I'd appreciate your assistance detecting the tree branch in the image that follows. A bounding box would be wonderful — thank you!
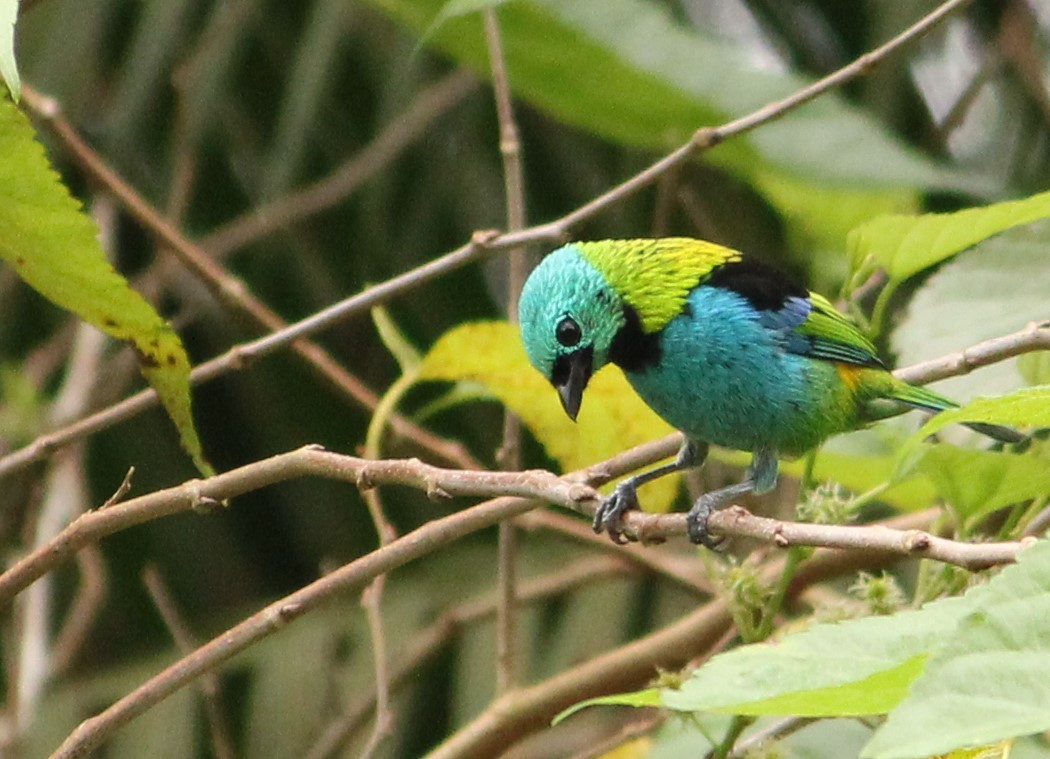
[0,446,599,609]
[894,320,1050,385]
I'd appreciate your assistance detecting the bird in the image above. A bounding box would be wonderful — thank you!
[517,237,1024,546]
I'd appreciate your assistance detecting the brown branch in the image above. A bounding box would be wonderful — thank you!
[357,576,393,759]
[21,470,1021,758]
[44,450,619,759]
[0,446,599,609]
[49,545,106,676]
[0,0,972,483]
[617,505,1029,572]
[893,320,1050,385]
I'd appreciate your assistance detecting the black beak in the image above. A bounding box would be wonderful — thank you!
[553,348,593,422]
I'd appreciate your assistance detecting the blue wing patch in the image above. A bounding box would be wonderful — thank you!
[760,294,884,368]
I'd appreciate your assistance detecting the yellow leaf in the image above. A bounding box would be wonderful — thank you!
[933,739,1012,759]
[419,321,680,512]
[597,737,651,759]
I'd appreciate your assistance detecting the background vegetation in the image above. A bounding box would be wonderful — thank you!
[3,0,1050,757]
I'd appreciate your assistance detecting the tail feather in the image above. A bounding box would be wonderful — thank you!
[888,381,1026,444]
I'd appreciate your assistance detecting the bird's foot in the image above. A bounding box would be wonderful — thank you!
[593,480,641,544]
[686,491,733,549]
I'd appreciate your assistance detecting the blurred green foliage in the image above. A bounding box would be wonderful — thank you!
[3,0,1050,756]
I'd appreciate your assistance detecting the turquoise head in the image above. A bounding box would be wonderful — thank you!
[518,244,625,420]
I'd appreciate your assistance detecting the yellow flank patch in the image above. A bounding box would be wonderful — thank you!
[578,238,740,333]
[835,362,865,391]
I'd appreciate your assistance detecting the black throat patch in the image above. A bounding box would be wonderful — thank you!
[609,303,662,373]
[704,258,807,312]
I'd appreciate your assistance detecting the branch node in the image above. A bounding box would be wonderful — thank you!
[357,469,375,491]
[903,530,932,553]
[426,481,452,500]
[773,527,790,548]
[567,484,598,503]
[471,228,502,248]
[691,127,721,150]
[275,602,301,625]
[186,481,222,514]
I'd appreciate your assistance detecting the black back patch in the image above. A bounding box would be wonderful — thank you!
[704,258,807,312]
[609,304,662,372]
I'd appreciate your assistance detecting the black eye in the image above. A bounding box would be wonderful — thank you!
[555,316,582,348]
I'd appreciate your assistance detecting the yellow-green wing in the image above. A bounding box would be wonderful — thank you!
[795,293,884,367]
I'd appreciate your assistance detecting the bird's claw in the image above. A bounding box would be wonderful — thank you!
[593,481,640,544]
[686,493,726,549]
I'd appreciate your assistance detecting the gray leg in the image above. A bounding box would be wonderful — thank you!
[686,448,779,547]
[593,439,708,544]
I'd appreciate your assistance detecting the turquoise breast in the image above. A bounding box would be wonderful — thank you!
[623,285,854,455]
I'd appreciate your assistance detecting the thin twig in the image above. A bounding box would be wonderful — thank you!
[200,70,479,257]
[484,5,529,696]
[894,320,1050,385]
[49,545,106,676]
[356,490,396,757]
[0,0,973,483]
[566,714,665,759]
[728,716,814,758]
[357,576,393,759]
[101,468,136,508]
[142,565,237,759]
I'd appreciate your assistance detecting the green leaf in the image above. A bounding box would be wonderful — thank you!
[914,446,1050,526]
[0,0,17,100]
[661,602,967,717]
[848,189,1050,283]
[0,95,213,476]
[862,541,1050,757]
[369,0,973,192]
[419,321,680,511]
